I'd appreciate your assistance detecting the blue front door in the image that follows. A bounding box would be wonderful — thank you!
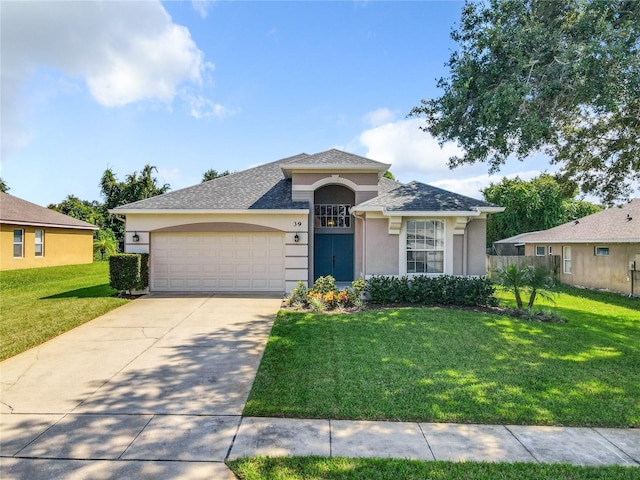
[314,234,354,281]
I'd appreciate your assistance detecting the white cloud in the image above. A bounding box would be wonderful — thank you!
[1,0,214,159]
[357,117,550,199]
[363,107,395,127]
[358,117,464,178]
[182,91,238,119]
[191,0,215,19]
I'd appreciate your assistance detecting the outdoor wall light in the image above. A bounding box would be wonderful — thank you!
[294,233,300,243]
[132,232,140,242]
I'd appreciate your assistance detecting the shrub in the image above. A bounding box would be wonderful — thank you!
[286,281,309,306]
[367,275,497,307]
[109,254,141,293]
[311,275,338,295]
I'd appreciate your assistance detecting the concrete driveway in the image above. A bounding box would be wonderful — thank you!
[1,293,282,479]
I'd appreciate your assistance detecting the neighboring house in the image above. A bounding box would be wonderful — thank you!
[494,199,640,296]
[111,149,503,293]
[0,192,98,271]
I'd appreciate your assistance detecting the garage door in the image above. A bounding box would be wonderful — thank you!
[151,232,285,292]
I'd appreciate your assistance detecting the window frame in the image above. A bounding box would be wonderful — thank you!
[594,246,610,257]
[13,228,24,258]
[35,229,44,257]
[314,204,352,228]
[405,219,445,275]
[563,246,572,274]
[535,245,545,256]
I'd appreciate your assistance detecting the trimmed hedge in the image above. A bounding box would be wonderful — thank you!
[367,275,497,307]
[109,253,149,293]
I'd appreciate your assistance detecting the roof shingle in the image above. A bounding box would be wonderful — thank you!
[0,193,98,230]
[496,199,640,244]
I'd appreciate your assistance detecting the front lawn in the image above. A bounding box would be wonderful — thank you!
[244,287,639,427]
[0,262,128,360]
[227,457,638,480]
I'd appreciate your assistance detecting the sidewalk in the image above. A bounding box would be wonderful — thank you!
[228,416,639,466]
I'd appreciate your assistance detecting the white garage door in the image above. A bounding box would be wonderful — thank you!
[151,232,285,292]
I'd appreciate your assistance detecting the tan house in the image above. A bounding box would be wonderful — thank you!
[494,199,640,296]
[112,149,503,293]
[0,192,98,271]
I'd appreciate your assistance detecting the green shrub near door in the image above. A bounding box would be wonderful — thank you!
[109,254,149,293]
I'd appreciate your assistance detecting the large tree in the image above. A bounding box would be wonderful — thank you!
[100,165,170,246]
[48,195,104,227]
[483,174,601,245]
[411,0,640,204]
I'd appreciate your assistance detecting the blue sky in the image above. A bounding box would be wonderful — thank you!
[1,0,547,207]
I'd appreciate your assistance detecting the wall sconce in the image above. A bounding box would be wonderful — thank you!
[132,232,140,242]
[294,233,300,243]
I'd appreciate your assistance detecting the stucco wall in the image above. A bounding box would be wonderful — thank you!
[525,242,639,295]
[292,172,379,186]
[466,218,488,275]
[364,217,399,275]
[1,224,94,271]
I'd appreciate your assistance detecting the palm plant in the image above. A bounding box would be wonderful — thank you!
[493,264,527,309]
[494,263,557,310]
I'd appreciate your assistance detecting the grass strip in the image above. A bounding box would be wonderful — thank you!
[227,456,639,480]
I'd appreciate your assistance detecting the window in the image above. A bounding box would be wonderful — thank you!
[314,204,351,228]
[595,246,610,256]
[13,229,24,258]
[406,220,444,274]
[535,245,545,256]
[35,229,44,257]
[563,246,572,274]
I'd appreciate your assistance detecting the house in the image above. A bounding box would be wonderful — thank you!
[0,192,98,271]
[493,199,640,296]
[111,149,503,293]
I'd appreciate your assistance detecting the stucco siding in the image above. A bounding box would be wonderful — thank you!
[525,242,639,295]
[453,235,463,275]
[364,217,399,275]
[466,218,488,275]
[292,172,379,186]
[1,224,94,270]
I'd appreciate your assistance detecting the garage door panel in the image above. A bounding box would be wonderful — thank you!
[151,232,285,292]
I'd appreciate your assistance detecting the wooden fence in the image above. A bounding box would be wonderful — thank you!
[486,255,561,278]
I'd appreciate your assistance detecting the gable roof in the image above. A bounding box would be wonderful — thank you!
[495,198,640,244]
[352,181,502,215]
[0,192,98,230]
[111,149,502,215]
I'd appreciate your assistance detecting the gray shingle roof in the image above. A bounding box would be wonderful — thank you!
[353,181,499,212]
[112,150,497,214]
[288,148,390,167]
[0,192,98,230]
[113,154,311,210]
[496,198,640,243]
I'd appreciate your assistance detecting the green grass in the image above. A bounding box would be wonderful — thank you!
[227,457,638,480]
[244,287,640,427]
[0,262,128,360]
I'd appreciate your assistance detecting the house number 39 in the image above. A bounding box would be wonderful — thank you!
[293,221,302,226]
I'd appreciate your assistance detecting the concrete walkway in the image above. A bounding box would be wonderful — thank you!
[1,294,638,479]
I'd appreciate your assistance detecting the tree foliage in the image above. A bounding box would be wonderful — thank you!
[483,174,600,245]
[100,165,170,246]
[48,195,104,226]
[411,0,640,204]
[0,178,9,192]
[202,169,231,182]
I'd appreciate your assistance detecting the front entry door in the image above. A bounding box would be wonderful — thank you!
[314,234,354,281]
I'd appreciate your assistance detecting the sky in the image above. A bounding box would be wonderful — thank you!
[1,0,550,208]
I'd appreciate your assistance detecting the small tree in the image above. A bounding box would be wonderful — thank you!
[93,229,118,260]
[494,264,556,310]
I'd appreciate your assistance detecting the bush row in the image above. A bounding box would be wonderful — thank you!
[109,253,149,293]
[367,275,497,307]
